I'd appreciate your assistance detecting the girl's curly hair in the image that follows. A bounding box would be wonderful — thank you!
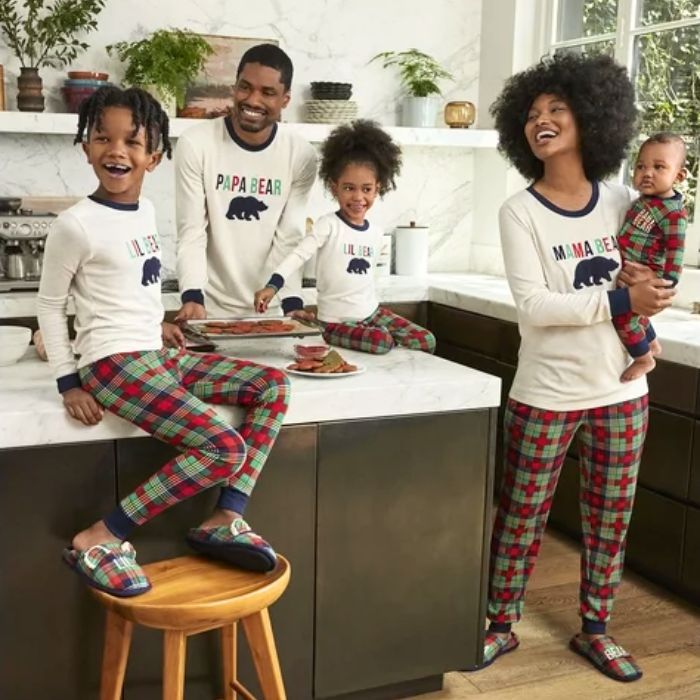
[490,52,637,182]
[319,119,402,195]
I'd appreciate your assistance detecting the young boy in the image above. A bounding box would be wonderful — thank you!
[615,132,688,382]
[37,86,290,597]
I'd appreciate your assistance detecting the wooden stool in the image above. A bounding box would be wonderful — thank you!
[91,554,291,700]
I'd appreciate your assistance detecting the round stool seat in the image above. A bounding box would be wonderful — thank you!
[91,554,290,632]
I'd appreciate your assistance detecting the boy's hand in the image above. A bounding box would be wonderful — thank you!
[254,287,276,313]
[175,301,206,322]
[162,321,186,349]
[62,388,104,426]
[289,308,317,322]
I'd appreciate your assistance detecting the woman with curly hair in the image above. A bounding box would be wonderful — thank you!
[469,52,675,681]
[255,119,435,354]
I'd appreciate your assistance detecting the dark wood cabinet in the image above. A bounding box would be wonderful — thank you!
[0,442,116,700]
[314,411,495,698]
[690,421,700,508]
[681,506,700,597]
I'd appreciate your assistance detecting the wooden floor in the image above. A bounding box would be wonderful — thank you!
[417,530,700,699]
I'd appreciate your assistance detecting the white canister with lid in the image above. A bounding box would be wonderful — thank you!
[394,221,429,276]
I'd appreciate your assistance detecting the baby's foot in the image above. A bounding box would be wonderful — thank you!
[650,338,663,356]
[621,353,655,382]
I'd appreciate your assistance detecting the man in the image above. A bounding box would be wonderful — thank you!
[175,43,317,319]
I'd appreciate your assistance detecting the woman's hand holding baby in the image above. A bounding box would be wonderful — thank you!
[63,388,104,425]
[628,276,675,316]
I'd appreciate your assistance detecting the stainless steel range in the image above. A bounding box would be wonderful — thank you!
[0,208,56,292]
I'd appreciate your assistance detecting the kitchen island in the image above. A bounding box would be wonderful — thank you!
[0,338,500,700]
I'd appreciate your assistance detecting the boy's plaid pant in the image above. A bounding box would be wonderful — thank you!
[79,348,290,533]
[320,306,436,355]
[488,395,648,627]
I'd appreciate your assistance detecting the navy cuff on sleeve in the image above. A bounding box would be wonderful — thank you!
[281,296,304,314]
[608,288,631,316]
[57,373,81,394]
[267,273,285,292]
[181,289,205,305]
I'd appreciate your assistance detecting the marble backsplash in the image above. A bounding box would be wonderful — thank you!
[0,0,481,278]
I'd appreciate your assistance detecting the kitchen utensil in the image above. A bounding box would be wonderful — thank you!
[186,317,322,340]
[394,222,429,276]
[285,363,366,378]
[0,197,22,213]
[5,240,25,279]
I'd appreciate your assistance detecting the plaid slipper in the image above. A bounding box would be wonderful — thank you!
[186,517,277,573]
[570,633,643,682]
[463,631,520,671]
[62,541,151,598]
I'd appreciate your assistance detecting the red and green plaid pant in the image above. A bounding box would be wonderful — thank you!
[320,306,436,355]
[79,348,290,531]
[488,395,648,627]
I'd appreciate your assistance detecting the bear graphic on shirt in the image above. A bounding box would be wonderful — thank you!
[573,256,619,289]
[141,257,161,286]
[347,258,371,274]
[226,196,269,221]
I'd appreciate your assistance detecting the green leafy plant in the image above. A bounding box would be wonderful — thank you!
[370,48,453,97]
[107,29,214,109]
[0,0,105,68]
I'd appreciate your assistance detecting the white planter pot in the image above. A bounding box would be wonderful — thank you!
[401,96,441,128]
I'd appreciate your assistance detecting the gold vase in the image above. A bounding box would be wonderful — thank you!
[444,101,475,128]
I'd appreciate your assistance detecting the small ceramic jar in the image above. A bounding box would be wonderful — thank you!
[444,101,476,128]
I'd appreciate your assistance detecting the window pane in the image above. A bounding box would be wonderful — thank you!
[557,0,618,40]
[554,40,616,57]
[638,0,700,26]
[635,25,700,218]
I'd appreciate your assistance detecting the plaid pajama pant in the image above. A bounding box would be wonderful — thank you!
[79,348,290,533]
[320,306,436,355]
[488,395,648,627]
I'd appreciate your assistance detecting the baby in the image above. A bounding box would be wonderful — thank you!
[614,132,688,381]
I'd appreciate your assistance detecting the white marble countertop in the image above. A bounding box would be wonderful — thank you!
[0,337,501,450]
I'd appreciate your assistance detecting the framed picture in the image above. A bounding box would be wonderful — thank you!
[179,35,279,119]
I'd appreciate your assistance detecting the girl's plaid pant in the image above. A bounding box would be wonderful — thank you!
[79,348,290,535]
[488,395,648,628]
[320,306,436,355]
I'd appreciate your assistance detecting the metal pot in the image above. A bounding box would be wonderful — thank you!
[0,197,21,213]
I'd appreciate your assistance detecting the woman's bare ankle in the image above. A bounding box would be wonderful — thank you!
[72,520,119,551]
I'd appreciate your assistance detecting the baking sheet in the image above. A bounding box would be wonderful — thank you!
[185,317,322,340]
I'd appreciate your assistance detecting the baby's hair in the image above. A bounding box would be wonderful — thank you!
[74,86,172,159]
[319,119,402,195]
[640,132,687,165]
[490,52,637,182]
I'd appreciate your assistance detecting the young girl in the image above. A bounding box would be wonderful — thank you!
[470,53,674,681]
[254,119,435,355]
[37,86,290,597]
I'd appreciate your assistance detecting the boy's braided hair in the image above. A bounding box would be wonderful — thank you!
[74,85,172,159]
[320,119,402,195]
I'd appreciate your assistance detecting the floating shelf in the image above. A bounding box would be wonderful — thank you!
[0,111,498,148]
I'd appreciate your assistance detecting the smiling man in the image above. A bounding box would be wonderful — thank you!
[175,44,317,319]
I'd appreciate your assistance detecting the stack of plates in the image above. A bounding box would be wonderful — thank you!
[310,81,352,100]
[304,99,358,124]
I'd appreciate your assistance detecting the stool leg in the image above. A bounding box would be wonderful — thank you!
[100,609,133,700]
[163,630,187,700]
[241,609,286,700]
[221,623,237,700]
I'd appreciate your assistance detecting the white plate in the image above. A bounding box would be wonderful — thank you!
[285,363,366,378]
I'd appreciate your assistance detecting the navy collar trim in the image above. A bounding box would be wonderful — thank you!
[224,116,278,151]
[335,211,369,231]
[641,190,683,201]
[526,180,599,218]
[88,194,139,211]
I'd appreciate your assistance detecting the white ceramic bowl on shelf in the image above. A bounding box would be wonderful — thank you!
[0,326,32,366]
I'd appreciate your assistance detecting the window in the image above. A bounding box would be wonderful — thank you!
[543,1,700,223]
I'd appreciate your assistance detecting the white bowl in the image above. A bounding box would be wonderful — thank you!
[0,326,32,366]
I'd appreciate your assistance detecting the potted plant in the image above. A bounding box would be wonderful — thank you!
[0,0,106,111]
[370,48,453,127]
[107,29,213,116]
